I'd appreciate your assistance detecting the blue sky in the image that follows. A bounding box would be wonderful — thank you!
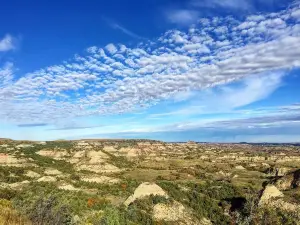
[1,0,300,142]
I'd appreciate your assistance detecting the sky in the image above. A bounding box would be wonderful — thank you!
[1,0,300,142]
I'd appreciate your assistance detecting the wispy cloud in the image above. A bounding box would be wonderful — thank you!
[18,123,48,127]
[200,71,285,110]
[148,71,285,118]
[48,125,104,130]
[0,34,15,52]
[165,9,200,25]
[97,103,300,137]
[104,17,144,39]
[190,0,253,11]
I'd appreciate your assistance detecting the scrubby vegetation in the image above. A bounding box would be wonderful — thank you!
[0,140,300,224]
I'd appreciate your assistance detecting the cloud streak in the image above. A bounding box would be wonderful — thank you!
[104,17,144,39]
[18,123,48,127]
[48,125,104,130]
[190,0,253,11]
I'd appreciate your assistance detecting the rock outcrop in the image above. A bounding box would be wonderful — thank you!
[153,201,185,221]
[273,169,300,190]
[81,175,120,184]
[37,176,57,182]
[153,201,203,225]
[267,167,290,177]
[25,170,41,178]
[259,185,284,206]
[124,182,168,206]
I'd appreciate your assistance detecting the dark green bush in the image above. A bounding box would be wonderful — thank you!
[158,181,231,224]
[29,196,72,225]
[0,188,17,200]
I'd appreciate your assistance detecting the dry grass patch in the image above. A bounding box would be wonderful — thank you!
[0,199,31,225]
[123,168,176,181]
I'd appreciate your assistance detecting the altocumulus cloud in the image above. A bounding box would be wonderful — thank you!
[1,2,300,125]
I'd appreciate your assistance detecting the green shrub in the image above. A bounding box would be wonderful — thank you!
[234,193,300,225]
[0,188,17,200]
[12,182,109,218]
[158,181,231,224]
[0,166,26,183]
[28,196,72,225]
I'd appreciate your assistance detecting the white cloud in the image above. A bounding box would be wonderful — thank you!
[105,43,118,55]
[182,43,210,53]
[0,2,300,125]
[291,9,300,20]
[190,0,253,11]
[247,15,266,21]
[0,34,15,52]
[165,9,199,25]
[149,71,285,118]
[210,71,285,109]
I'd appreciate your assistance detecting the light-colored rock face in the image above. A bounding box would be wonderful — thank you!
[81,175,120,184]
[0,144,9,148]
[16,144,33,149]
[124,182,168,206]
[153,201,207,225]
[249,163,257,167]
[1,180,30,190]
[87,150,109,159]
[235,165,246,170]
[37,176,57,182]
[103,146,117,152]
[153,201,185,221]
[259,185,284,205]
[73,151,85,158]
[268,167,291,177]
[274,174,294,190]
[199,218,213,225]
[262,163,270,168]
[0,154,27,165]
[273,169,300,190]
[58,184,80,191]
[37,149,68,160]
[127,149,139,157]
[216,171,232,177]
[25,170,41,178]
[76,163,121,173]
[85,150,110,164]
[44,168,62,176]
[67,150,86,164]
[269,199,300,214]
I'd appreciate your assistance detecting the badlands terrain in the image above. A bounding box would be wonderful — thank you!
[0,139,300,224]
